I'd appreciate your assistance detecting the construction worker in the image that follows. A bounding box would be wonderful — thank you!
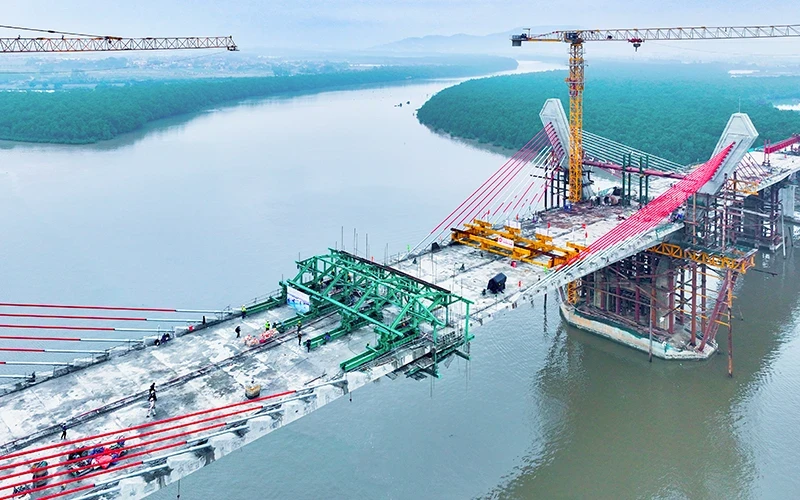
[147,395,156,418]
[60,423,67,440]
[265,320,271,332]
[241,305,247,318]
[297,320,302,333]
[235,325,241,338]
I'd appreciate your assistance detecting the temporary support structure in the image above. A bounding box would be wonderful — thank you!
[283,250,472,372]
[576,244,752,354]
[648,242,756,273]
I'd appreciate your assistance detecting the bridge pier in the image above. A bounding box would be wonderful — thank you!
[563,251,716,359]
[561,177,757,362]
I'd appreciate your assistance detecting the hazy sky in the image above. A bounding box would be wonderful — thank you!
[2,0,799,52]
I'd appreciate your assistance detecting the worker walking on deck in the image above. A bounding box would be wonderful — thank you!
[235,325,241,338]
[241,305,247,318]
[147,385,157,417]
[60,423,67,440]
[265,320,271,332]
[147,396,156,418]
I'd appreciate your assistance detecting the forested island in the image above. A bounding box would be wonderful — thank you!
[0,56,516,144]
[417,63,800,165]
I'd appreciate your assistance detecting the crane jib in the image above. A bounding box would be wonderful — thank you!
[511,24,800,44]
[0,36,237,53]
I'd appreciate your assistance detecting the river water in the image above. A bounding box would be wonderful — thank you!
[2,63,800,499]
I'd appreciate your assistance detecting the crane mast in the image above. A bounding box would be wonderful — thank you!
[512,23,800,204]
[566,40,584,204]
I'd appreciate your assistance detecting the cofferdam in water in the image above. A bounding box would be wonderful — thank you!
[1,69,799,498]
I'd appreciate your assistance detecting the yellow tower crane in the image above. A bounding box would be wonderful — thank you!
[512,24,800,203]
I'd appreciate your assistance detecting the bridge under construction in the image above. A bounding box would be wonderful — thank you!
[0,97,798,498]
[0,16,799,500]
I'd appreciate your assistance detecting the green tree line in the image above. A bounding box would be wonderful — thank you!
[417,63,800,165]
[0,56,517,144]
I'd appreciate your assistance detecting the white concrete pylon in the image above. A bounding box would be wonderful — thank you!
[698,113,759,195]
[539,98,570,170]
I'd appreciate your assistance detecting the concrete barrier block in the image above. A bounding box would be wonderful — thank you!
[248,416,274,435]
[241,416,275,445]
[209,432,241,459]
[118,477,148,498]
[315,385,338,405]
[166,452,204,479]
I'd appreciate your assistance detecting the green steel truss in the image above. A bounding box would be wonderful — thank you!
[283,250,472,372]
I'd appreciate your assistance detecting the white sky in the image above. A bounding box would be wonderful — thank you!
[2,0,799,57]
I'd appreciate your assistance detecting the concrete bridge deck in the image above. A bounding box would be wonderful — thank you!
[0,306,433,499]
[391,205,676,316]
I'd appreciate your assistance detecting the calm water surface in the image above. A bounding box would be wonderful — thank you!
[1,64,799,499]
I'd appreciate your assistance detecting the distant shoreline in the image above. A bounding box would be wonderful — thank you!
[0,57,517,146]
[417,62,800,166]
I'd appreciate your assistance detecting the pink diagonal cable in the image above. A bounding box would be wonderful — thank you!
[435,139,541,241]
[449,138,544,229]
[492,147,549,216]
[528,163,559,210]
[564,142,735,266]
[463,134,550,226]
[511,178,538,212]
[491,145,549,213]
[455,132,548,226]
[506,151,555,215]
[427,131,544,236]
[544,122,565,159]
[463,143,543,225]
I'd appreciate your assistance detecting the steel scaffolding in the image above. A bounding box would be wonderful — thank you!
[572,172,757,374]
[283,250,472,373]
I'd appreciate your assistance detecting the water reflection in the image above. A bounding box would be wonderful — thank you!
[489,245,800,499]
